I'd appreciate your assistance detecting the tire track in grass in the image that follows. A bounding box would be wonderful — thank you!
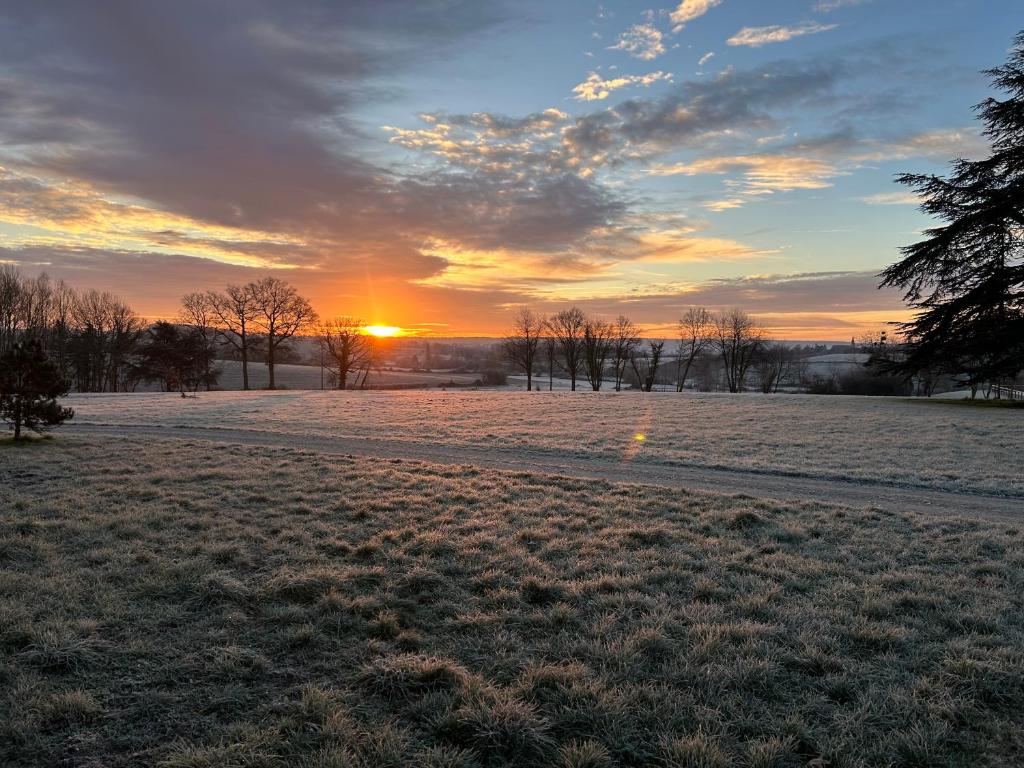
[64,423,1023,523]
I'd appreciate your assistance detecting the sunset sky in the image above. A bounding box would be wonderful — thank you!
[0,1,1015,338]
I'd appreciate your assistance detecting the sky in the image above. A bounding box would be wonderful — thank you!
[0,0,1016,338]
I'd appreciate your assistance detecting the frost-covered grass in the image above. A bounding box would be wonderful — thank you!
[2,437,1023,767]
[64,390,1024,495]
[133,360,484,392]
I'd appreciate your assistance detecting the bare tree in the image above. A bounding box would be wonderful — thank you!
[582,317,613,391]
[0,265,22,355]
[320,317,372,390]
[630,340,665,392]
[547,307,586,391]
[70,290,142,392]
[676,307,711,392]
[713,309,763,393]
[249,277,318,389]
[543,335,556,391]
[610,315,640,391]
[179,292,221,390]
[752,342,795,394]
[107,298,141,391]
[18,273,54,345]
[207,284,260,390]
[502,308,544,391]
[48,278,76,377]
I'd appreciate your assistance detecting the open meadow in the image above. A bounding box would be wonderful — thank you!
[2,435,1023,767]
[3,4,1024,768]
[64,390,1024,496]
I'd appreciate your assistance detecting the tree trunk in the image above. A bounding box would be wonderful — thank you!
[678,357,695,393]
[267,339,276,390]
[13,397,21,440]
[241,334,250,391]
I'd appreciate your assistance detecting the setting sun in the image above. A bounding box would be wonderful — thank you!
[364,325,402,337]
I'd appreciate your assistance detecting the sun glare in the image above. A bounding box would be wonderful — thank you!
[364,325,402,337]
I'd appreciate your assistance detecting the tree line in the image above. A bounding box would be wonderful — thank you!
[0,267,409,394]
[0,268,322,394]
[503,306,805,394]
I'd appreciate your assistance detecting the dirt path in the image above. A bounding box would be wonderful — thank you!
[65,423,1022,523]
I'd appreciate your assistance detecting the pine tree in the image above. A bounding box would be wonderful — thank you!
[0,340,74,440]
[880,31,1024,389]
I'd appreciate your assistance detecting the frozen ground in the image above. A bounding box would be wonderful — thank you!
[62,390,1024,497]
[2,437,1022,766]
[133,360,484,391]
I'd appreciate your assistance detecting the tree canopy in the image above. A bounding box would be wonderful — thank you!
[880,31,1024,387]
[0,339,74,439]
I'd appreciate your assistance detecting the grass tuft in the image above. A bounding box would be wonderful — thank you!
[2,437,1022,767]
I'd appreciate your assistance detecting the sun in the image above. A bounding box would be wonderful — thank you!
[364,325,402,337]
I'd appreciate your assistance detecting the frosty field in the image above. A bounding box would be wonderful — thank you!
[64,390,1024,496]
[2,437,1022,767]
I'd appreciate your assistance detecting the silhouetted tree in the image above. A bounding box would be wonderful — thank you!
[320,317,372,390]
[250,277,318,389]
[630,340,665,392]
[547,307,587,391]
[713,309,762,392]
[543,335,556,391]
[0,340,74,439]
[502,308,544,391]
[0,265,19,356]
[880,31,1024,392]
[752,342,797,394]
[676,307,712,391]
[582,317,613,391]
[68,290,143,392]
[135,321,219,394]
[179,293,221,390]
[610,315,640,391]
[207,285,261,390]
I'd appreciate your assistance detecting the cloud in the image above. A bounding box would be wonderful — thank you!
[698,51,715,67]
[647,124,983,212]
[572,71,672,101]
[648,154,839,206]
[562,59,844,165]
[0,2,521,247]
[0,4,642,300]
[517,270,910,339]
[852,129,988,162]
[727,23,838,47]
[413,227,774,297]
[670,271,906,313]
[0,4,963,332]
[775,127,988,167]
[814,0,872,11]
[859,191,920,205]
[609,24,665,60]
[669,0,723,28]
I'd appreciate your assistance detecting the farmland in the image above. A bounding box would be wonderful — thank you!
[2,435,1023,767]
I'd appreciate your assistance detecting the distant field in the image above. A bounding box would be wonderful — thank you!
[64,390,1024,495]
[2,437,1022,767]
[134,360,485,392]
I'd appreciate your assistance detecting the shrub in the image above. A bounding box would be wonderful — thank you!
[479,369,507,386]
